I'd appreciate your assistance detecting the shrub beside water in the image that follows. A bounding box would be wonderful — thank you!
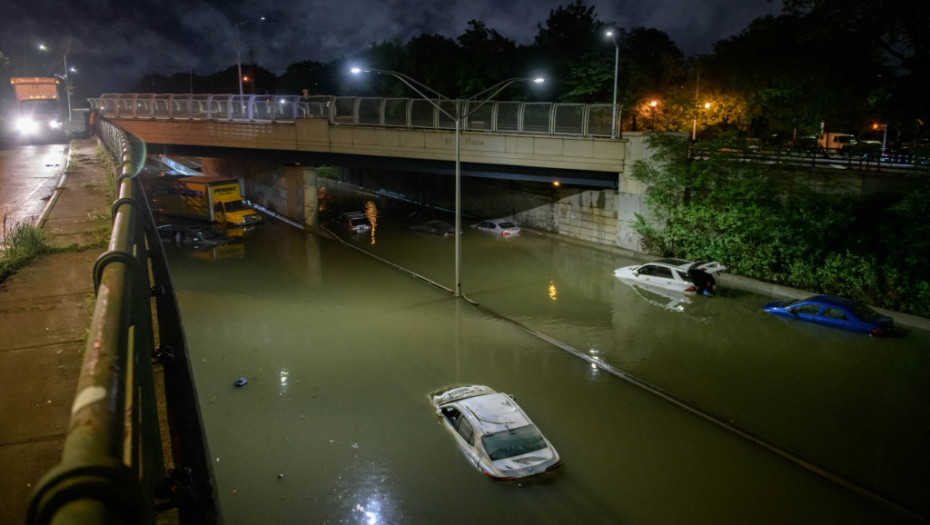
[631,134,930,318]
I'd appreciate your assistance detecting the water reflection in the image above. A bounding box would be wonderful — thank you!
[547,280,558,301]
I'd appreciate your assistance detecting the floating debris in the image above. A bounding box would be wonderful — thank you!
[234,377,248,387]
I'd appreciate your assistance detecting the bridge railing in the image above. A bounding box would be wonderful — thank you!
[92,94,619,137]
[27,119,220,524]
[97,93,301,122]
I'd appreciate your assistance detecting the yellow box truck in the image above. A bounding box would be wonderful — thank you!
[151,176,263,228]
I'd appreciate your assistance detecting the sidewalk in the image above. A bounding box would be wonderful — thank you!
[0,138,114,524]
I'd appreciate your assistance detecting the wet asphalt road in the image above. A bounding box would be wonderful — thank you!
[0,140,70,241]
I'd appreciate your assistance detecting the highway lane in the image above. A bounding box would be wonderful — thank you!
[0,140,70,242]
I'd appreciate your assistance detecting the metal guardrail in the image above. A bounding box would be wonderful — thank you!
[691,148,928,173]
[90,93,619,137]
[27,119,220,524]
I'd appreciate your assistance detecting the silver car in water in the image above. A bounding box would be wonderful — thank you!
[430,385,562,480]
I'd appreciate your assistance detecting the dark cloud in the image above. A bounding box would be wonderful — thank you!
[1,0,781,96]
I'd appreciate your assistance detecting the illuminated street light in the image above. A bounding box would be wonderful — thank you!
[350,67,544,298]
[236,16,265,97]
[605,30,620,139]
[649,100,659,131]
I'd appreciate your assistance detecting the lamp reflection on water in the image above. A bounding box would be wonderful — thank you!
[548,280,558,301]
[365,201,378,245]
[279,368,289,394]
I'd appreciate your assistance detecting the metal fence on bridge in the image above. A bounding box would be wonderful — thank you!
[92,93,620,137]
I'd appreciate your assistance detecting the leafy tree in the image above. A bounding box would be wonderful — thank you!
[784,0,930,137]
[278,60,339,95]
[457,20,519,95]
[531,1,607,100]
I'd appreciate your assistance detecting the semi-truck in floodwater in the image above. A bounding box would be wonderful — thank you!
[151,176,263,230]
[8,77,66,141]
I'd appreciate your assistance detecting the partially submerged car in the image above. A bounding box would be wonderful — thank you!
[430,385,561,480]
[157,223,232,249]
[761,294,893,335]
[613,258,726,295]
[471,218,521,237]
[408,219,456,236]
[342,212,371,233]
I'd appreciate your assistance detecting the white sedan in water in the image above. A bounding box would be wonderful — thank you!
[471,218,521,237]
[614,258,726,295]
[430,385,562,480]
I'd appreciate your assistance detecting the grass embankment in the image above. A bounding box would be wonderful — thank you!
[0,219,50,282]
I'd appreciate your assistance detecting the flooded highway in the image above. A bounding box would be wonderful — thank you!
[164,183,930,524]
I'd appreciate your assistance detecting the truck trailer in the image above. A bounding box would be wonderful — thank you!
[9,77,66,141]
[151,176,263,230]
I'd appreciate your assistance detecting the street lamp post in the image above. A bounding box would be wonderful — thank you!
[55,56,75,123]
[605,30,620,139]
[649,100,658,131]
[236,17,265,97]
[350,68,543,298]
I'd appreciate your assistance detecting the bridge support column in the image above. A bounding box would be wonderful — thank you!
[300,166,319,228]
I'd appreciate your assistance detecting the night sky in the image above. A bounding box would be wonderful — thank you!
[2,0,780,96]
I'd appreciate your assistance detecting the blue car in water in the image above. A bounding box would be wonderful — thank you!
[762,294,893,335]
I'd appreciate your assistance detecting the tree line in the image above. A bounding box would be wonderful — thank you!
[131,0,929,147]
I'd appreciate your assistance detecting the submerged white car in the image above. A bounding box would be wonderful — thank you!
[614,258,726,295]
[471,219,521,237]
[430,385,562,480]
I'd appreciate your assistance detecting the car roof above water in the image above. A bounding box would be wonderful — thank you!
[457,393,531,434]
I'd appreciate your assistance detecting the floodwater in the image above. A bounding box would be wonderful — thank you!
[165,184,930,525]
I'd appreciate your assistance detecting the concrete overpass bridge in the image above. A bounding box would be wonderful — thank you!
[93,93,633,186]
[93,93,651,249]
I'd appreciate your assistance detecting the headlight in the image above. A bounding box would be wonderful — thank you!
[49,120,62,129]
[15,117,39,135]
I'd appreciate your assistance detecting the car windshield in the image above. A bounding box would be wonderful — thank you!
[224,200,250,212]
[350,218,368,226]
[498,222,517,229]
[481,425,547,460]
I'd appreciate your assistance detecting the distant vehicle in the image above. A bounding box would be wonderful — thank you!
[818,132,856,154]
[9,77,65,141]
[156,224,232,249]
[851,140,882,160]
[408,219,455,236]
[792,135,819,153]
[430,385,562,480]
[761,294,893,335]
[150,175,263,231]
[342,212,371,233]
[614,258,726,296]
[472,218,521,237]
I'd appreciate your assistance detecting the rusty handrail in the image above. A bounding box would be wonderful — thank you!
[27,118,221,524]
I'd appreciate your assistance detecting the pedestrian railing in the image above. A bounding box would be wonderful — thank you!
[91,93,620,137]
[27,119,220,524]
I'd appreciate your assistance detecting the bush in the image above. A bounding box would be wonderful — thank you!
[631,134,930,317]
